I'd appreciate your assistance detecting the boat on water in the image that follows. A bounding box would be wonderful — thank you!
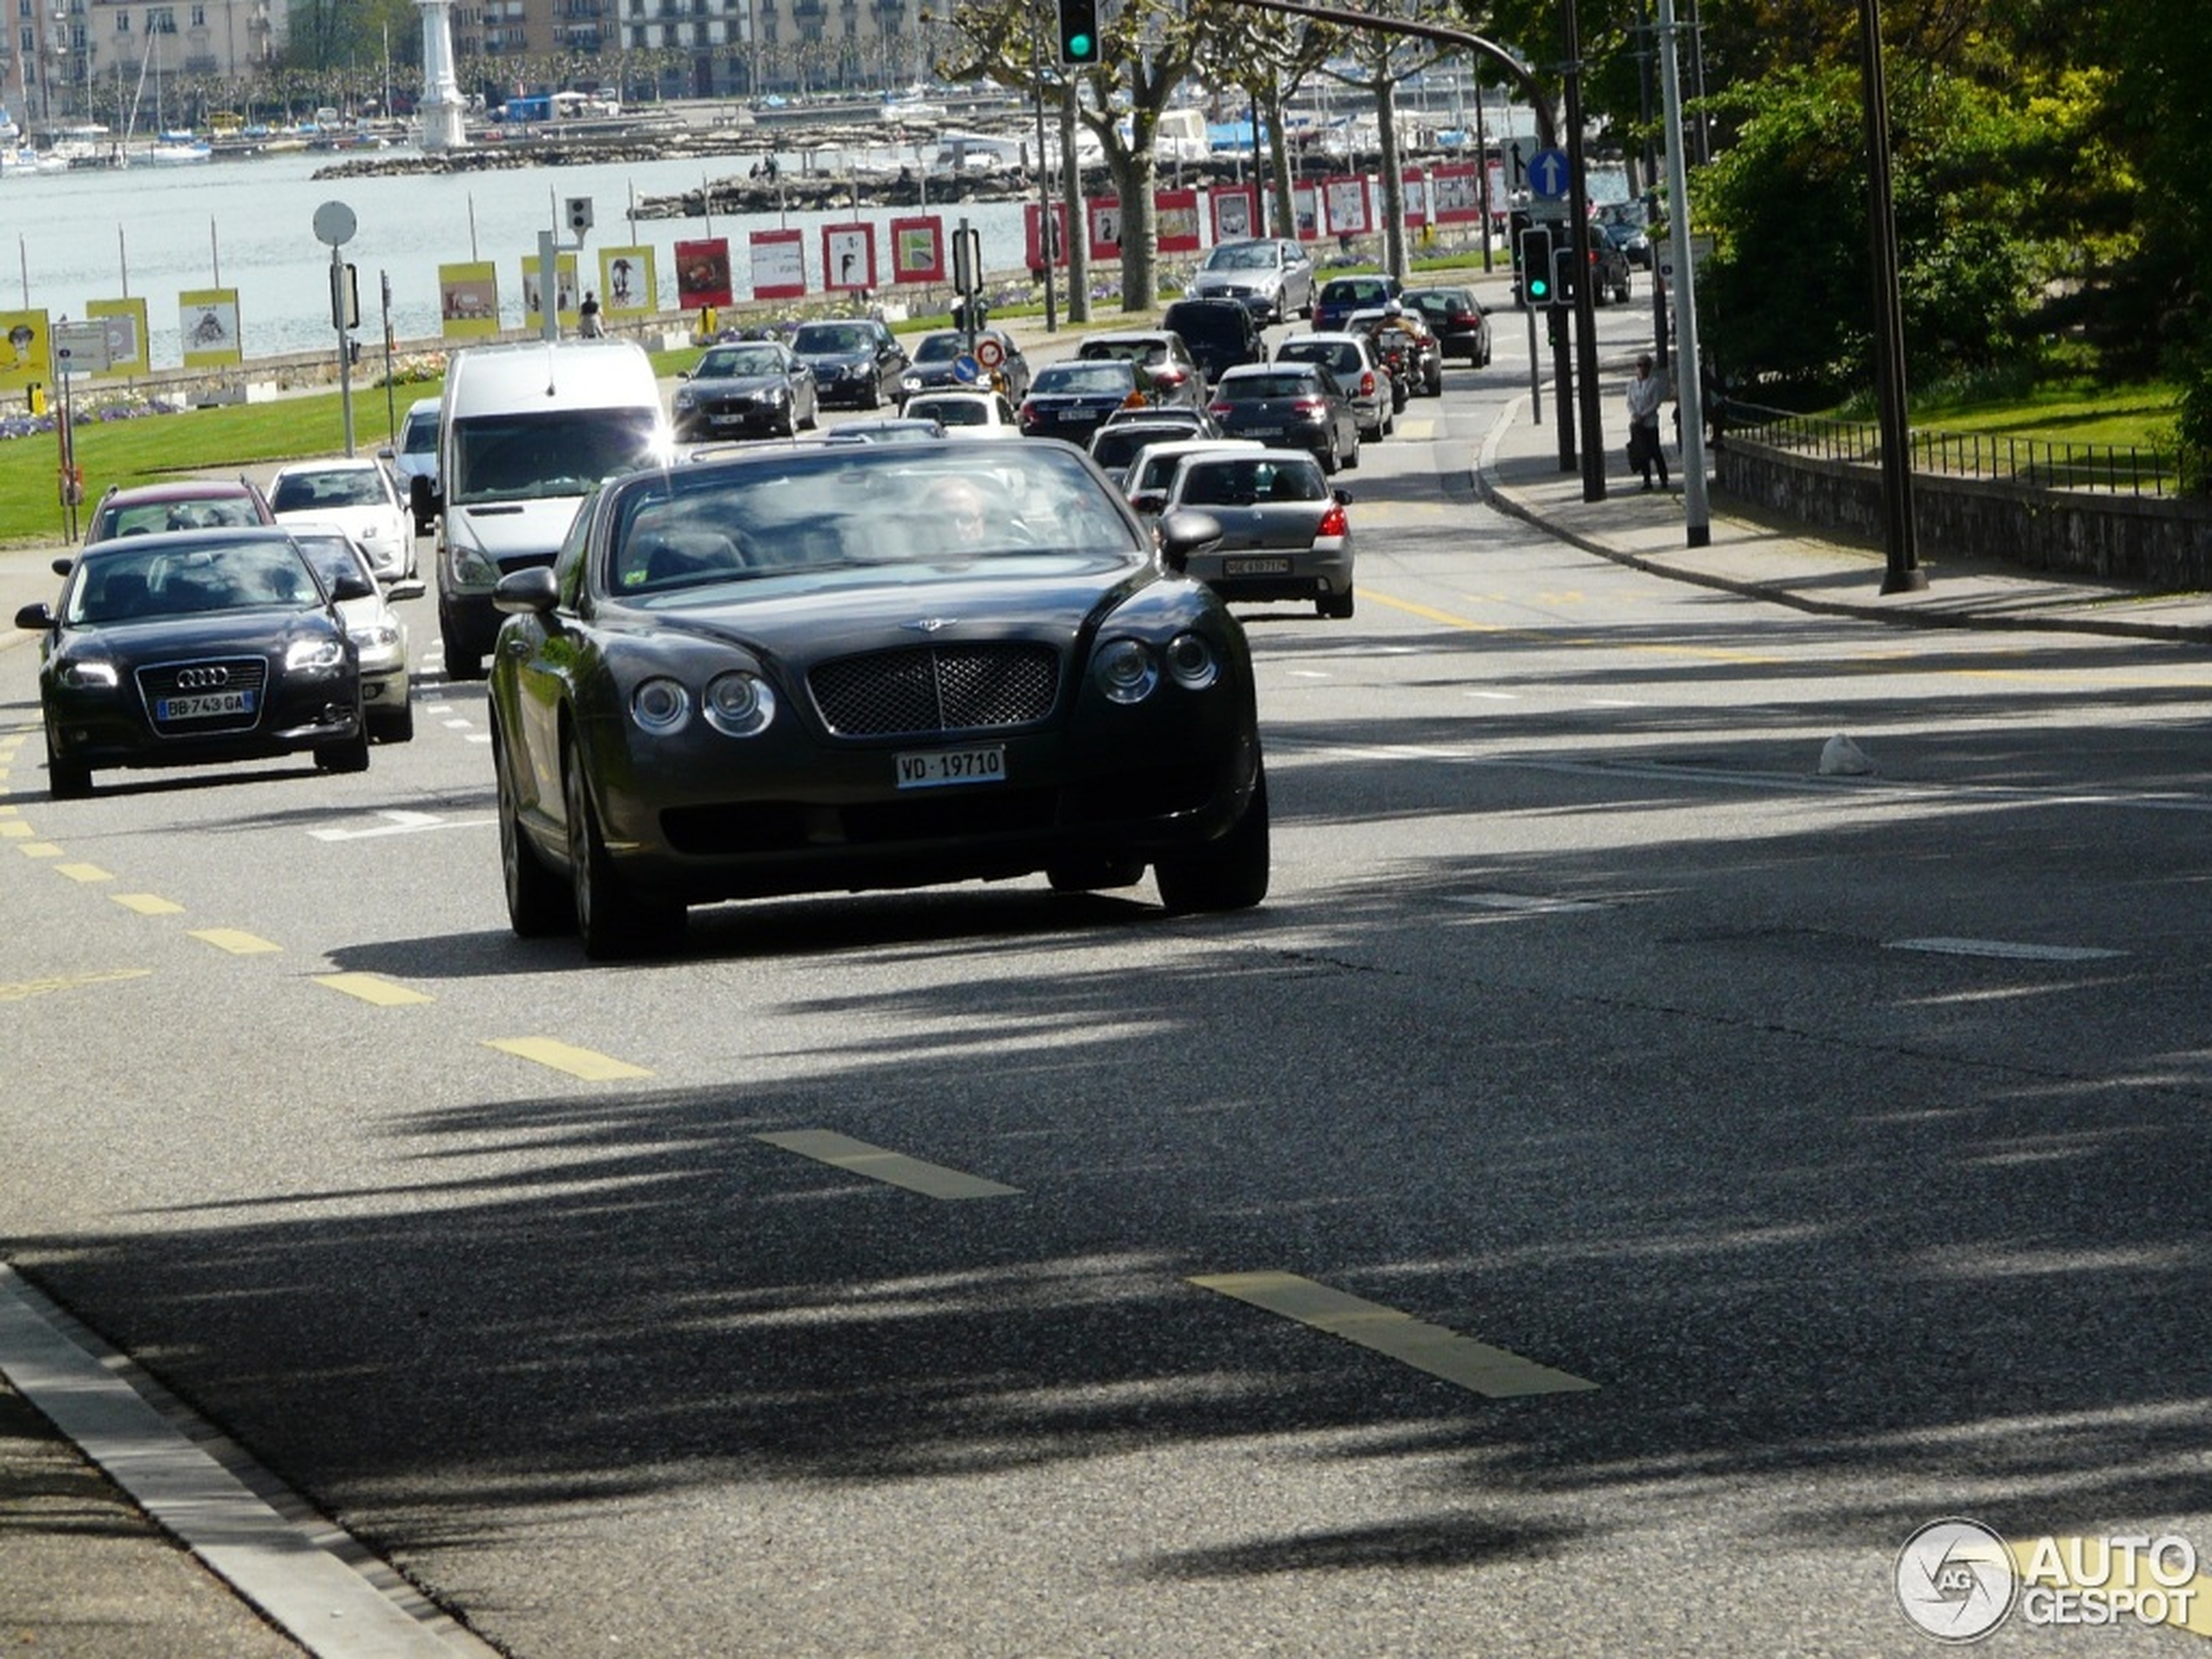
[142,129,212,165]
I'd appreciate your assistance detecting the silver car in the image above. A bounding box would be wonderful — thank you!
[1273,333,1396,441]
[1184,238,1317,324]
[1157,447,1355,620]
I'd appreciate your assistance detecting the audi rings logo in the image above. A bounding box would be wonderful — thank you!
[174,666,232,690]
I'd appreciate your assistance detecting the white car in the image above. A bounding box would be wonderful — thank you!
[900,389,1022,440]
[1122,437,1264,518]
[268,456,415,583]
[285,524,421,742]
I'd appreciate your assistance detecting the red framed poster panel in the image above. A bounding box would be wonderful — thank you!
[1024,201,1069,272]
[1323,174,1372,236]
[889,215,945,284]
[1291,184,1322,240]
[1431,163,1484,225]
[1209,186,1258,245]
[821,222,878,292]
[1086,198,1123,261]
[673,238,733,309]
[1156,189,1201,253]
[1402,169,1430,229]
[749,229,806,300]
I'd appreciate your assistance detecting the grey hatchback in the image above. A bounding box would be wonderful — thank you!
[1204,363,1361,474]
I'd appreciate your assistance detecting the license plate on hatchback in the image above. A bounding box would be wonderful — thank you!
[1244,425,1283,437]
[1224,556,1292,576]
[157,690,254,721]
[896,745,1006,788]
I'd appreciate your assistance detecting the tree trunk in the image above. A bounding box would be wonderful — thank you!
[1376,79,1408,280]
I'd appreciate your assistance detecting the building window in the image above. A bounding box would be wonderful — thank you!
[190,3,204,22]
[114,9,128,30]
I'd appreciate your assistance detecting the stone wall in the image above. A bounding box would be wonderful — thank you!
[1716,438,2212,590]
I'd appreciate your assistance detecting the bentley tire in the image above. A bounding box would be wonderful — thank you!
[565,744,685,961]
[1154,762,1270,914]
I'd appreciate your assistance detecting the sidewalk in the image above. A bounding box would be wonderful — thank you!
[1475,368,2212,644]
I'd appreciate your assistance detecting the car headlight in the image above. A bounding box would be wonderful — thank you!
[286,637,346,672]
[673,387,698,410]
[1163,631,1218,691]
[350,623,402,651]
[450,544,500,585]
[631,676,691,733]
[899,374,921,394]
[56,658,118,689]
[704,671,775,736]
[1093,637,1158,705]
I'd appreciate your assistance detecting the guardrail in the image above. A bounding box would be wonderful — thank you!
[1725,401,2179,499]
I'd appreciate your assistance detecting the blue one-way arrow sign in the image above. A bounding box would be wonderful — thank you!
[1527,147,1571,200]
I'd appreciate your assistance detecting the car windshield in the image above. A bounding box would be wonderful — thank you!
[1034,362,1135,395]
[69,536,318,624]
[909,398,988,426]
[790,323,873,354]
[1089,427,1186,469]
[1081,340,1169,368]
[401,409,439,454]
[601,444,1143,595]
[913,333,968,365]
[448,408,662,505]
[1205,243,1277,270]
[1326,281,1391,306]
[699,346,786,378]
[96,495,261,539]
[1278,341,1358,374]
[1176,457,1325,507]
[272,469,388,512]
[289,533,371,591]
[1221,373,1318,401]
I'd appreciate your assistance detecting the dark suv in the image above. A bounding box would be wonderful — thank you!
[1161,298,1266,386]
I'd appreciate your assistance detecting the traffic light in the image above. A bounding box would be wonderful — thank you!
[1551,244,1579,307]
[1517,226,1554,307]
[1056,0,1101,65]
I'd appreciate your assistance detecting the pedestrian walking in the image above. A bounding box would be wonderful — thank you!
[577,290,605,339]
[1626,354,1669,491]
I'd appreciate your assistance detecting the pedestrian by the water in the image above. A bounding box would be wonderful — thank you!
[577,290,604,339]
[1625,354,1669,491]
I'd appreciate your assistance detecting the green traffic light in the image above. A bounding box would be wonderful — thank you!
[1068,30,1093,56]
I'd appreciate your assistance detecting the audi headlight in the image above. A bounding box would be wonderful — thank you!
[286,637,346,672]
[631,676,691,733]
[1093,638,1158,705]
[1163,631,1218,691]
[56,658,118,690]
[704,671,775,736]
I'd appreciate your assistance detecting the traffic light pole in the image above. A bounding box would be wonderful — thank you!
[1560,0,1607,502]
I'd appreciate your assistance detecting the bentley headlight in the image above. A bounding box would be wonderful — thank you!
[1163,631,1218,691]
[286,637,346,672]
[704,671,775,736]
[1093,637,1158,705]
[56,658,118,690]
[631,676,691,733]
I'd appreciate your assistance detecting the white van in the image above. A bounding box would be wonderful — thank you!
[418,338,666,678]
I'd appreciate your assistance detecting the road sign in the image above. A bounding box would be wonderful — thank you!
[953,354,981,383]
[974,336,1005,370]
[1526,148,1571,200]
[52,320,110,376]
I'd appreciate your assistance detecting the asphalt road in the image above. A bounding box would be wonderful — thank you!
[5,294,2212,1656]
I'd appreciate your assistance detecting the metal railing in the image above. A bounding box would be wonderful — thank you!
[1726,402,2179,499]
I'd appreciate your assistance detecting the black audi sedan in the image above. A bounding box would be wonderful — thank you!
[15,527,371,797]
[486,440,1268,957]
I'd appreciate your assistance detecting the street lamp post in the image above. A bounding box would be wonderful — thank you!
[1856,0,1922,590]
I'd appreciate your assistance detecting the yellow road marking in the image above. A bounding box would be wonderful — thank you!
[17,842,62,859]
[314,972,434,1007]
[54,863,111,884]
[484,1036,652,1081]
[111,894,185,915]
[1191,1271,1598,1398]
[0,821,34,839]
[188,928,281,955]
[0,968,152,1001]
[755,1129,1022,1200]
[1366,587,1787,664]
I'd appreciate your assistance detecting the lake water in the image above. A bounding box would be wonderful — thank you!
[3,145,1039,367]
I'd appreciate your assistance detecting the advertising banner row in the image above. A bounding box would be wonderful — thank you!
[0,165,1504,386]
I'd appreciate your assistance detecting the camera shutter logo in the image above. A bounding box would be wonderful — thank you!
[1896,1518,2019,1642]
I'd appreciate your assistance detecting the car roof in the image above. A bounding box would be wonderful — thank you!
[271,455,384,475]
[1279,331,1365,347]
[78,524,300,558]
[99,478,261,503]
[1082,331,1180,346]
[1220,361,1321,379]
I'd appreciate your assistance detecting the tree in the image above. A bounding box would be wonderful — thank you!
[1315,0,1457,280]
[1191,6,1340,242]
